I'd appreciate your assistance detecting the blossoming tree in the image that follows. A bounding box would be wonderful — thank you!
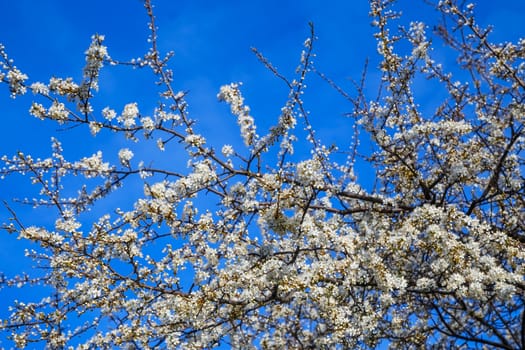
[1,0,524,348]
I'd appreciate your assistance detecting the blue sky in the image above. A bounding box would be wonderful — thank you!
[0,0,524,347]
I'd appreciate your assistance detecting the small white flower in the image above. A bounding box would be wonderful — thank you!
[48,101,69,122]
[6,67,28,97]
[89,122,102,136]
[118,103,139,128]
[102,107,116,121]
[49,77,79,95]
[157,138,165,151]
[75,151,110,178]
[221,144,234,157]
[29,103,46,119]
[30,82,49,95]
[141,116,155,132]
[184,134,205,147]
[118,148,134,166]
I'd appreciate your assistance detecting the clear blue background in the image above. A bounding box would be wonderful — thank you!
[0,0,523,348]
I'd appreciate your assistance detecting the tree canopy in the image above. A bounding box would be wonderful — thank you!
[1,0,524,348]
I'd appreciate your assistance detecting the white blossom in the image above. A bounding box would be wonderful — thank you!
[156,138,165,151]
[221,144,234,157]
[74,151,110,178]
[30,82,49,95]
[48,101,69,122]
[6,67,27,97]
[83,34,108,90]
[48,77,79,95]
[218,83,257,146]
[117,103,139,128]
[118,148,134,167]
[102,107,116,121]
[29,102,46,119]
[140,116,155,132]
[89,122,102,135]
